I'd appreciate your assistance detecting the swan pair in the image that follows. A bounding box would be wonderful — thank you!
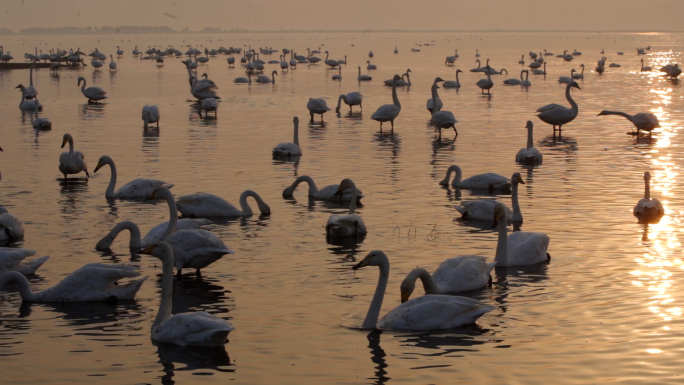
[326,179,366,238]
[456,172,525,222]
[429,80,458,138]
[16,85,43,111]
[282,175,363,204]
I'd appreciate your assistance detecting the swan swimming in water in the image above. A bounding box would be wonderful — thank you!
[371,74,402,133]
[93,155,167,199]
[536,81,581,136]
[456,172,525,222]
[357,66,372,81]
[335,92,363,113]
[307,98,331,123]
[442,69,462,88]
[640,59,652,72]
[439,164,510,191]
[0,207,25,245]
[176,190,271,218]
[77,76,107,103]
[256,70,278,83]
[16,85,43,111]
[633,171,664,223]
[326,179,366,238]
[59,133,89,180]
[145,242,234,347]
[272,116,302,157]
[597,110,660,137]
[234,72,252,84]
[516,121,543,165]
[352,250,495,330]
[492,202,550,267]
[0,264,147,302]
[282,175,363,204]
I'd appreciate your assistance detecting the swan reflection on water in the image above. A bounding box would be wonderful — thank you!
[156,341,234,384]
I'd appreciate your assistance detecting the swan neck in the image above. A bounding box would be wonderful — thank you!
[293,119,299,147]
[239,190,258,216]
[110,221,143,248]
[337,94,344,111]
[430,85,439,115]
[645,178,651,201]
[105,160,117,198]
[391,79,401,110]
[363,257,389,329]
[412,268,442,294]
[494,217,508,266]
[526,124,534,149]
[153,245,174,329]
[603,110,632,121]
[348,185,359,214]
[0,271,37,301]
[511,181,522,222]
[160,189,178,239]
[565,82,578,112]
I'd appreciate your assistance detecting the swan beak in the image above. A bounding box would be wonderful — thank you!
[352,255,372,270]
[516,175,525,184]
[93,160,103,173]
[60,137,68,148]
[141,245,156,254]
[400,290,410,303]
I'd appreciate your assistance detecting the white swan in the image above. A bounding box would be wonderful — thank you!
[439,165,510,191]
[0,247,49,275]
[109,55,117,71]
[520,70,531,86]
[332,66,342,80]
[32,116,51,130]
[24,64,37,99]
[426,77,444,114]
[400,255,496,301]
[324,51,339,68]
[371,74,402,133]
[456,172,525,222]
[142,105,160,128]
[77,76,107,102]
[335,92,363,114]
[476,66,494,94]
[282,175,363,204]
[234,72,252,84]
[59,133,89,179]
[443,69,462,88]
[0,264,147,302]
[597,110,660,137]
[148,186,234,279]
[429,82,458,137]
[0,207,25,244]
[145,242,234,347]
[200,98,218,118]
[572,64,585,79]
[492,202,549,267]
[256,70,278,83]
[357,66,372,81]
[326,179,366,237]
[16,85,43,111]
[640,59,652,72]
[536,81,581,136]
[176,190,271,218]
[558,69,576,84]
[272,116,302,157]
[190,77,220,100]
[503,70,525,85]
[307,98,331,123]
[516,121,543,165]
[366,60,377,70]
[634,171,664,222]
[93,155,167,199]
[532,62,547,75]
[95,218,212,250]
[352,250,494,330]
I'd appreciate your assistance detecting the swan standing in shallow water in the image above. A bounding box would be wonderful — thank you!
[371,74,402,133]
[0,247,49,275]
[536,81,580,136]
[272,116,302,157]
[443,69,462,88]
[439,165,510,191]
[516,121,543,165]
[282,175,363,204]
[597,110,660,137]
[326,179,366,238]
[307,98,331,123]
[16,85,43,111]
[476,65,494,94]
[0,264,147,302]
[456,172,525,222]
[77,76,107,103]
[429,81,458,138]
[426,77,444,114]
[93,155,167,199]
[176,190,271,218]
[200,98,218,118]
[142,105,160,128]
[400,254,496,301]
[634,171,664,222]
[352,250,494,330]
[492,202,550,267]
[144,242,235,347]
[59,133,89,179]
[335,92,363,113]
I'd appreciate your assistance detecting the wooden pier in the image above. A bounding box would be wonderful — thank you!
[0,62,54,70]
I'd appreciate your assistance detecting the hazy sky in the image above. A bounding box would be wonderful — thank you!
[2,0,683,32]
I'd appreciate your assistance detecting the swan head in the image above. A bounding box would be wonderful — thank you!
[492,202,508,228]
[147,184,174,200]
[570,81,581,90]
[597,110,611,116]
[60,133,72,148]
[392,74,402,83]
[335,179,357,196]
[93,155,113,173]
[399,273,418,303]
[77,76,85,86]
[352,250,386,271]
[512,172,525,185]
[644,171,651,182]
[433,77,445,84]
[457,69,463,73]
[525,120,533,129]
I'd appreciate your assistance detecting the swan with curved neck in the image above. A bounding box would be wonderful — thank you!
[357,66,372,81]
[59,133,89,179]
[234,72,252,84]
[493,202,550,267]
[77,76,107,102]
[175,190,271,218]
[439,164,510,191]
[640,59,652,72]
[597,110,660,137]
[0,264,147,302]
[371,74,402,133]
[93,155,167,199]
[426,77,444,114]
[336,92,363,113]
[443,69,462,88]
[256,69,278,83]
[520,70,531,86]
[352,250,494,330]
[282,175,363,204]
[95,216,212,250]
[536,80,580,136]
[573,64,585,79]
[633,171,664,222]
[324,50,339,68]
[456,172,525,222]
[516,121,542,164]
[272,116,302,157]
[325,179,366,237]
[429,81,458,137]
[144,242,234,346]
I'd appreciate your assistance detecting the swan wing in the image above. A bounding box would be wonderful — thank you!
[378,294,494,330]
[460,173,510,190]
[536,103,564,113]
[516,147,543,164]
[537,106,575,124]
[632,113,660,129]
[164,229,233,270]
[456,200,511,221]
[634,198,664,218]
[154,311,234,347]
[37,263,146,302]
[506,232,550,266]
[0,213,24,239]
[142,218,212,246]
[432,255,495,292]
[371,104,400,121]
[326,214,367,237]
[272,143,302,157]
[0,247,36,272]
[314,185,363,202]
[176,193,239,217]
[115,178,167,199]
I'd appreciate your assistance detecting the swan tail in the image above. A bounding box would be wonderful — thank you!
[16,255,50,275]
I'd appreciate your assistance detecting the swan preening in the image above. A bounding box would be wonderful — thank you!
[597,110,660,137]
[335,92,363,114]
[59,133,89,180]
[634,171,664,222]
[176,190,271,218]
[273,116,302,157]
[0,206,25,244]
[0,247,49,275]
[400,255,496,302]
[142,105,160,128]
[456,172,525,222]
[516,121,543,165]
[0,264,147,302]
[282,175,363,204]
[77,76,107,103]
[536,81,581,136]
[325,179,366,238]
[93,155,167,199]
[493,202,550,267]
[371,74,402,133]
[145,242,235,347]
[307,98,331,123]
[439,165,511,192]
[352,250,494,330]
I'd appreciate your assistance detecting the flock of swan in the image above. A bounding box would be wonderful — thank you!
[0,41,670,348]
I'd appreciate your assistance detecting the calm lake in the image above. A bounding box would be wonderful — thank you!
[1,31,683,384]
